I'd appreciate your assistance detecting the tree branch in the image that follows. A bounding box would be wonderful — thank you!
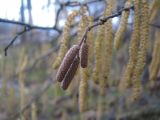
[1,18,62,56]
[78,5,134,46]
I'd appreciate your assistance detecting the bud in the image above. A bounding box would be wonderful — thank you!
[61,56,80,90]
[80,42,89,68]
[56,45,79,82]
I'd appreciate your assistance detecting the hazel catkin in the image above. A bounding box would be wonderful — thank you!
[80,41,89,68]
[130,0,149,102]
[53,10,79,69]
[56,45,79,82]
[61,56,80,90]
[149,30,160,81]
[114,1,130,50]
[119,0,140,92]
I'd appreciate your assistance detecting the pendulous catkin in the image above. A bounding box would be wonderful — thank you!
[53,10,79,69]
[56,45,79,82]
[114,1,130,50]
[149,30,160,81]
[79,68,89,112]
[61,56,80,90]
[119,0,140,92]
[79,16,93,113]
[92,25,104,84]
[130,0,149,101]
[99,0,113,96]
[80,41,89,68]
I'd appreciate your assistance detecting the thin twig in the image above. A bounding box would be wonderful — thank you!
[1,17,62,56]
[4,26,32,56]
[0,18,61,32]
[79,5,134,47]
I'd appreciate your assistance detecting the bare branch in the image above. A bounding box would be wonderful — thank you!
[78,5,134,46]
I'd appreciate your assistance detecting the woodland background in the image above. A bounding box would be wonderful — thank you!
[0,0,160,120]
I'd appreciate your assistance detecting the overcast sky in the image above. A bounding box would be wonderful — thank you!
[0,0,56,27]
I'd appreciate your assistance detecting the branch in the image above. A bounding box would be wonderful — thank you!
[79,5,134,46]
[60,0,105,7]
[0,18,61,32]
[1,18,61,56]
[4,26,31,56]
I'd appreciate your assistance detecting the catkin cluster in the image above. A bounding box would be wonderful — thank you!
[149,30,160,81]
[119,0,140,92]
[53,10,79,69]
[130,0,149,101]
[54,0,152,115]
[56,45,80,90]
[114,1,130,50]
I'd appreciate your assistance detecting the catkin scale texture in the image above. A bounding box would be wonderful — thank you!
[119,0,140,92]
[114,2,130,50]
[130,0,149,101]
[149,30,160,81]
[56,45,79,82]
[61,56,80,90]
[80,42,89,68]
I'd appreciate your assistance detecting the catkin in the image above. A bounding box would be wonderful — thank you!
[92,25,104,84]
[149,30,160,81]
[77,14,89,43]
[31,102,37,120]
[119,0,140,92]
[130,0,149,101]
[114,1,130,50]
[18,49,28,120]
[61,56,80,90]
[79,68,89,112]
[80,41,89,68]
[99,0,113,96]
[53,10,79,69]
[56,45,79,82]
[79,16,93,113]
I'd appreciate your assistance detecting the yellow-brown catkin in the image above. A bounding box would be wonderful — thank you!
[149,0,160,23]
[114,1,130,50]
[77,13,89,43]
[149,30,160,81]
[79,68,89,113]
[130,0,149,102]
[61,56,80,90]
[56,45,80,82]
[80,41,89,68]
[18,49,28,120]
[119,0,140,92]
[97,1,113,119]
[100,0,113,96]
[87,17,94,75]
[92,25,104,84]
[31,102,37,120]
[79,16,93,113]
[53,10,79,69]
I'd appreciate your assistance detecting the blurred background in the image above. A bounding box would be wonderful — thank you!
[0,0,160,120]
